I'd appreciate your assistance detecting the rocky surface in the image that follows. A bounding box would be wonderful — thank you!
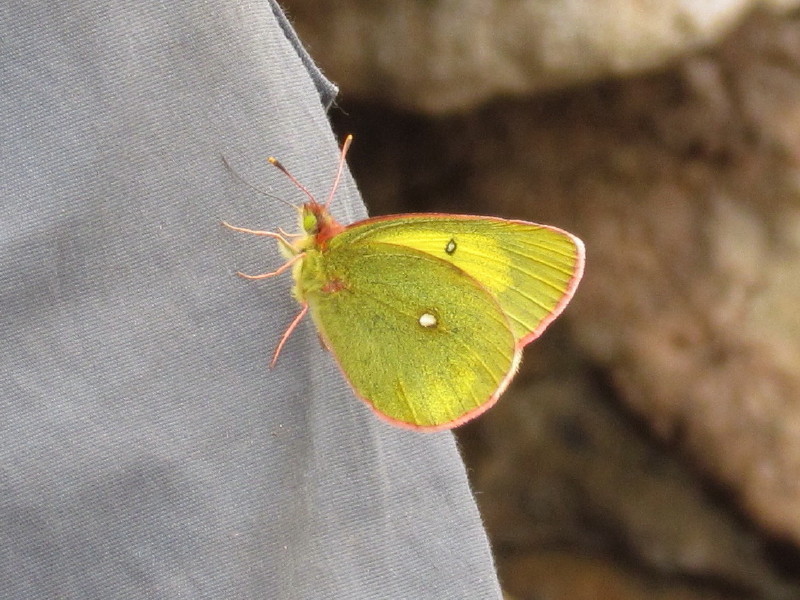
[283,0,800,113]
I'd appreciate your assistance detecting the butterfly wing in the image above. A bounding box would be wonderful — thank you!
[331,215,585,345]
[300,242,519,430]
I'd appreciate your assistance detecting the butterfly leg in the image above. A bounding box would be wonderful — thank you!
[221,220,293,243]
[270,303,309,367]
[235,252,304,280]
[221,220,297,257]
[277,227,303,239]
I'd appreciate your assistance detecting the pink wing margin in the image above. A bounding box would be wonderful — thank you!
[324,218,586,432]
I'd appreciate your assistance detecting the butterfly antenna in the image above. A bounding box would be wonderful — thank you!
[324,134,353,209]
[221,155,295,208]
[267,156,317,205]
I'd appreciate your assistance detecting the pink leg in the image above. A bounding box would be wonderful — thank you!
[277,226,303,239]
[221,221,293,246]
[270,303,309,367]
[236,252,304,280]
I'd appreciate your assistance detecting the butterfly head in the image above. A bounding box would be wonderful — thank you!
[298,202,345,249]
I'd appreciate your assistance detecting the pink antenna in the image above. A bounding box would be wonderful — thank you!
[324,134,353,208]
[265,135,354,208]
[221,156,296,208]
[267,157,316,204]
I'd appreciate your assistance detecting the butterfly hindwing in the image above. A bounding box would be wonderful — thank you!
[299,241,518,429]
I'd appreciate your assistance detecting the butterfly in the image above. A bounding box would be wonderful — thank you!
[223,135,584,431]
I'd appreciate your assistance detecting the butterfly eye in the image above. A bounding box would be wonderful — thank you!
[303,212,319,234]
[444,239,457,255]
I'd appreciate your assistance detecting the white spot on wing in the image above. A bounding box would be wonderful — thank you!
[419,313,437,328]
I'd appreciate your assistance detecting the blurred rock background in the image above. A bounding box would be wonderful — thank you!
[282,1,800,598]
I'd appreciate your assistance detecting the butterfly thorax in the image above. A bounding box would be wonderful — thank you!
[289,203,347,304]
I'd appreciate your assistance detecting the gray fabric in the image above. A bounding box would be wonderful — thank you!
[266,0,338,108]
[0,3,501,599]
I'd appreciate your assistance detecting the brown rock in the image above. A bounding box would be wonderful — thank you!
[283,0,800,113]
[500,551,748,600]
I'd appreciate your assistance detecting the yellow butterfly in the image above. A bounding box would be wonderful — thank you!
[224,136,584,431]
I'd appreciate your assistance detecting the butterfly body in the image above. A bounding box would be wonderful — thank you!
[224,137,585,431]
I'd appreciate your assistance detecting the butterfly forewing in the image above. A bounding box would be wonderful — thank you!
[332,215,584,345]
